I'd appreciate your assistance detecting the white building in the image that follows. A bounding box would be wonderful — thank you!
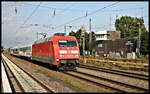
[95,30,120,41]
[95,30,109,41]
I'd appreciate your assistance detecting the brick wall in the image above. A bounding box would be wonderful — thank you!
[107,31,120,40]
[92,38,137,58]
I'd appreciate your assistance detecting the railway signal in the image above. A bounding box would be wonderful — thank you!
[81,25,85,56]
[89,18,92,55]
[81,25,86,63]
[81,25,85,37]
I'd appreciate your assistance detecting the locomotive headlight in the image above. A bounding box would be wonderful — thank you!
[60,50,67,54]
[56,58,59,62]
[71,50,78,54]
[60,55,64,57]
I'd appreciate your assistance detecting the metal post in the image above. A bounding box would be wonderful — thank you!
[81,25,86,63]
[89,18,92,55]
[83,37,85,57]
[110,15,111,30]
[80,37,82,46]
[82,25,85,57]
[138,24,141,57]
[36,32,38,41]
[64,25,66,35]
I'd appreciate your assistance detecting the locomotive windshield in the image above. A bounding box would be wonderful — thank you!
[58,40,77,47]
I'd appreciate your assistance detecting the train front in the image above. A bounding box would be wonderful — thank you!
[54,36,80,71]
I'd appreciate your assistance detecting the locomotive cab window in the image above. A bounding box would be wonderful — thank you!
[67,40,77,47]
[58,40,77,47]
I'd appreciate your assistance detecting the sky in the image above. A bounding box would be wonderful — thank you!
[2,1,149,48]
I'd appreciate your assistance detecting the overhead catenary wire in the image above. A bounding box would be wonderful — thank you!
[53,3,148,33]
[2,2,149,48]
[57,3,76,14]
[3,3,148,13]
[47,3,76,30]
[3,3,147,26]
[15,2,42,33]
[22,2,42,25]
[53,2,120,31]
[4,2,148,32]
[104,7,147,12]
[50,2,120,34]
[20,3,89,12]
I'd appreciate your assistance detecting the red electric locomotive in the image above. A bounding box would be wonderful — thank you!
[32,33,80,70]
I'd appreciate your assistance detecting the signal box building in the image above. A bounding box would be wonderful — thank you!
[95,30,120,41]
[93,30,137,59]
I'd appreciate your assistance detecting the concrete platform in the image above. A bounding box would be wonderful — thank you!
[1,60,12,93]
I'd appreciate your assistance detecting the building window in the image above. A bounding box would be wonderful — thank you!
[96,34,107,39]
[98,44,103,47]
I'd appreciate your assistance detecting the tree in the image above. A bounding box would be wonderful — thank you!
[115,16,147,38]
[140,31,149,55]
[69,31,76,36]
[69,28,96,55]
[115,16,149,55]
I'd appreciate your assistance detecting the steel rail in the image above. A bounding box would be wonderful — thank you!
[62,72,127,93]
[8,56,53,93]
[2,54,54,93]
[75,71,149,92]
[79,64,149,80]
[2,58,25,92]
[1,60,15,93]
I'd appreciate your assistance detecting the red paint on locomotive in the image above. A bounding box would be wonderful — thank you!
[32,35,80,70]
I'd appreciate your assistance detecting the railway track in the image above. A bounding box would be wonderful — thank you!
[62,71,124,93]
[79,64,149,81]
[63,71,149,93]
[2,53,148,93]
[2,54,53,93]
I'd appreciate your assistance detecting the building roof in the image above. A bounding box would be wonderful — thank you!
[95,30,107,34]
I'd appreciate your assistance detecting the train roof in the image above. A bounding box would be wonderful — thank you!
[34,35,76,44]
[34,37,52,44]
[54,33,65,36]
[11,44,32,49]
[34,33,73,44]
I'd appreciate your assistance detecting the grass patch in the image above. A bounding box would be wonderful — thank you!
[120,65,130,70]
[64,77,93,92]
[35,69,41,73]
[47,73,57,79]
[35,68,58,79]
[81,56,148,64]
[40,71,48,75]
[81,58,149,74]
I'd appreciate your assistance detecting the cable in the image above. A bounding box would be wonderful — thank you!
[104,7,147,12]
[3,3,147,13]
[46,3,76,27]
[53,2,120,31]
[22,2,42,25]
[15,2,42,33]
[21,3,89,12]
[57,3,76,14]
